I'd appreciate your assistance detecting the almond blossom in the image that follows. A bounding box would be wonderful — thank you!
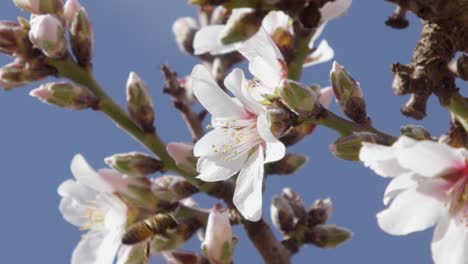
[58,154,131,264]
[191,64,285,221]
[360,136,468,264]
[193,0,352,66]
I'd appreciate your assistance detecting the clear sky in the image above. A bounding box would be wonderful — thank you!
[0,1,452,263]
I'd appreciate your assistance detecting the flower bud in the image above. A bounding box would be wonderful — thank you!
[221,10,263,45]
[29,82,97,110]
[127,72,155,132]
[0,59,54,89]
[281,188,307,220]
[14,0,63,14]
[307,198,334,226]
[305,224,352,248]
[0,21,32,57]
[278,79,321,119]
[266,153,307,175]
[152,175,198,203]
[69,7,93,66]
[202,204,233,264]
[167,142,196,172]
[172,17,198,55]
[330,61,368,124]
[330,132,381,161]
[105,152,164,178]
[162,250,208,264]
[63,0,81,27]
[271,195,296,234]
[400,124,431,140]
[29,14,66,58]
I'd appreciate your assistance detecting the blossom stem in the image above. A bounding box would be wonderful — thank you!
[306,109,397,144]
[287,29,312,81]
[46,56,193,177]
[446,92,468,131]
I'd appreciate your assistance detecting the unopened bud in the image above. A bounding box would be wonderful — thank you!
[307,198,334,226]
[306,224,352,248]
[167,142,197,172]
[162,250,209,264]
[0,59,54,89]
[0,21,32,57]
[202,204,233,264]
[330,132,381,161]
[127,72,155,132]
[29,14,66,58]
[69,7,93,66]
[29,82,97,110]
[14,0,63,14]
[266,153,307,175]
[152,175,198,203]
[400,125,431,140]
[64,0,81,27]
[281,188,307,220]
[220,10,263,45]
[172,17,198,55]
[271,195,296,234]
[279,79,321,119]
[105,152,163,178]
[330,61,368,124]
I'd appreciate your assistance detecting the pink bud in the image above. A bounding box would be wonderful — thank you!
[167,142,196,171]
[13,0,40,13]
[64,0,83,27]
[29,14,66,58]
[203,204,233,263]
[29,84,52,101]
[14,0,63,14]
[319,86,334,108]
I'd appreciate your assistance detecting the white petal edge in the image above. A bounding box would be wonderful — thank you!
[196,155,247,182]
[233,146,265,221]
[320,0,352,22]
[193,25,236,55]
[256,112,285,163]
[224,68,264,115]
[360,142,409,178]
[261,10,290,35]
[304,39,334,67]
[431,215,468,264]
[71,154,113,193]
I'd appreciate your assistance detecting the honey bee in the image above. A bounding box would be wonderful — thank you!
[122,213,178,245]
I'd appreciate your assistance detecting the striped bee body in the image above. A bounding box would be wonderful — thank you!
[122,214,178,245]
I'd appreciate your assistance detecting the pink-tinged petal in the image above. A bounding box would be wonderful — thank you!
[71,154,114,193]
[233,146,265,221]
[236,28,284,88]
[304,39,334,67]
[383,173,418,205]
[257,112,285,163]
[196,155,247,182]
[394,136,465,178]
[224,68,264,114]
[431,215,468,264]
[360,143,409,178]
[71,231,107,264]
[377,179,445,235]
[319,86,334,108]
[203,205,233,263]
[320,0,352,22]
[193,26,236,55]
[261,10,291,35]
[191,65,247,119]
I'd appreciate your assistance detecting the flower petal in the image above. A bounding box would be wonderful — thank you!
[95,230,124,264]
[261,10,290,35]
[377,179,445,235]
[233,146,265,221]
[304,39,334,67]
[191,65,247,119]
[383,173,418,205]
[194,128,236,158]
[196,155,247,182]
[360,142,409,178]
[319,86,334,109]
[71,231,107,264]
[224,68,264,114]
[71,154,114,193]
[256,112,285,163]
[395,136,465,178]
[193,25,236,55]
[236,28,284,88]
[431,215,468,264]
[320,0,352,22]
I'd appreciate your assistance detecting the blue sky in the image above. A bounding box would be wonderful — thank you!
[0,1,452,263]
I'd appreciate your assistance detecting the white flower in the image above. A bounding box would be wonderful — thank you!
[58,154,128,264]
[193,1,353,67]
[191,64,285,221]
[360,136,468,264]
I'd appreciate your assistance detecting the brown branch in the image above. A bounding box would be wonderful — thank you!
[161,64,206,141]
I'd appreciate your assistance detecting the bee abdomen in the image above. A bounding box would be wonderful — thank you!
[122,214,178,245]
